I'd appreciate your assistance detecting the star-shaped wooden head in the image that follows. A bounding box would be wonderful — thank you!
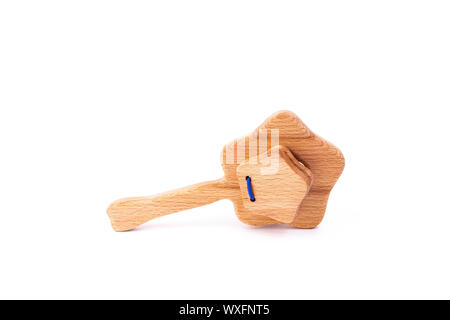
[221,110,345,228]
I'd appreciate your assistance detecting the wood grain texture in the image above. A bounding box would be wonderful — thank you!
[236,145,312,224]
[107,179,239,231]
[221,110,345,228]
[107,110,344,231]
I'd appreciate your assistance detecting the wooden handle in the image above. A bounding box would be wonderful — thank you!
[107,178,237,231]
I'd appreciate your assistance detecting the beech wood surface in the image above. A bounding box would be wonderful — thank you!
[107,110,344,231]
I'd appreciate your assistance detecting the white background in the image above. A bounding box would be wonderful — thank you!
[1,1,449,299]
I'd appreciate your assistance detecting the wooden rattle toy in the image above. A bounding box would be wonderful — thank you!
[107,110,344,231]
